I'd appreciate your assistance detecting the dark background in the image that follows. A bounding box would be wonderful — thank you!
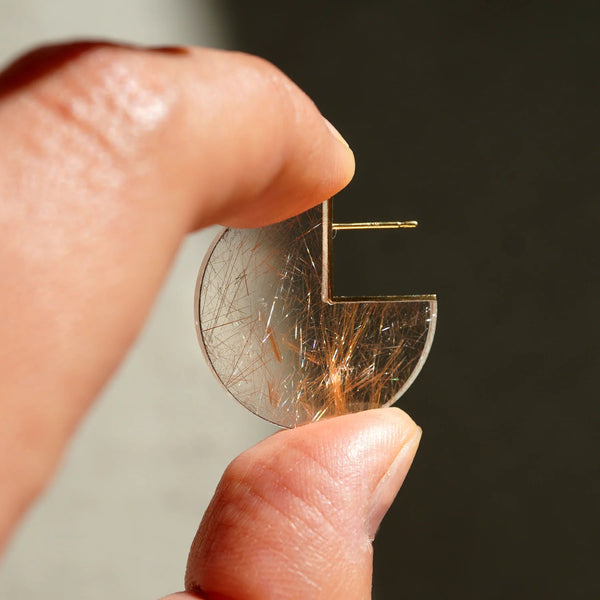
[222,2,599,598]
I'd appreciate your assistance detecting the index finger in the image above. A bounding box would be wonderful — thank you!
[0,42,354,549]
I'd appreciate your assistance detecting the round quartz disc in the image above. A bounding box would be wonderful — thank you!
[195,203,436,428]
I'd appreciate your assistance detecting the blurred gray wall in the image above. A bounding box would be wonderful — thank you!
[0,2,275,599]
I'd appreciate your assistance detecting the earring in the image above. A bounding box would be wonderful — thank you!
[195,199,437,428]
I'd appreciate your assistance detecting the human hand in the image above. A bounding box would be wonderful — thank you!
[0,42,422,599]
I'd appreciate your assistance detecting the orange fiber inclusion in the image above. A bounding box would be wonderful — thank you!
[266,326,283,363]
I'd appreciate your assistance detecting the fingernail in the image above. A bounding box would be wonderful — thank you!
[366,426,422,540]
[323,117,350,148]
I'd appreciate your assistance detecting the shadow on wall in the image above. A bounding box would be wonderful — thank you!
[222,2,600,599]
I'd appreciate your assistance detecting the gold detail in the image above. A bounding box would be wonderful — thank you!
[322,200,433,304]
[331,221,418,230]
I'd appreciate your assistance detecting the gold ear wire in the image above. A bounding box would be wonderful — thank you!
[332,220,418,230]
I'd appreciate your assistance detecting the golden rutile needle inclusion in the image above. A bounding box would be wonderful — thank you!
[196,202,437,428]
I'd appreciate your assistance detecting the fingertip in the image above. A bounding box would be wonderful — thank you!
[193,49,356,228]
[323,116,350,148]
[365,409,423,539]
[322,114,356,187]
[185,408,421,600]
[369,406,422,441]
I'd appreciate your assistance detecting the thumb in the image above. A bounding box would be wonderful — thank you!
[183,408,422,600]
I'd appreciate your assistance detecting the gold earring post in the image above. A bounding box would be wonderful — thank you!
[331,220,418,230]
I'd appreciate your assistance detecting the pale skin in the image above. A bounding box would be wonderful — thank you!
[0,43,422,599]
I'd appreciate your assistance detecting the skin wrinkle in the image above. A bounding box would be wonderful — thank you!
[16,47,177,233]
[273,441,360,529]
[367,425,418,500]
[37,81,126,165]
[283,564,323,596]
[23,51,157,168]
[55,46,174,137]
[197,483,273,561]
[348,415,413,486]
[249,459,344,544]
[192,507,318,600]
[247,433,367,534]
[277,450,350,530]
[268,434,342,489]
[212,505,293,571]
[192,465,327,578]
[7,96,123,218]
[220,465,335,553]
[4,109,125,273]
